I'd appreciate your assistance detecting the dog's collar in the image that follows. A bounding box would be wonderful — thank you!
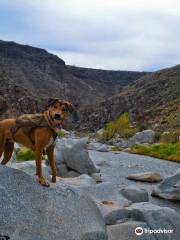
[44,111,61,132]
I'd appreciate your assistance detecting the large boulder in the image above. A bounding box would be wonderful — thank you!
[127,172,163,183]
[59,177,131,225]
[0,165,108,240]
[128,130,155,146]
[54,138,98,176]
[68,181,131,225]
[126,202,180,240]
[152,168,180,201]
[8,160,49,177]
[113,130,155,148]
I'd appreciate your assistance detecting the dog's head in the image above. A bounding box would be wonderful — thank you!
[46,98,77,128]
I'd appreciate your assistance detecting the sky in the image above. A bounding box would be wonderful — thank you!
[0,0,180,71]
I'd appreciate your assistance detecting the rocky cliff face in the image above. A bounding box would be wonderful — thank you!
[80,65,180,130]
[0,40,146,124]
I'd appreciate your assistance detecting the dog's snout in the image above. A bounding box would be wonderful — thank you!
[54,113,61,120]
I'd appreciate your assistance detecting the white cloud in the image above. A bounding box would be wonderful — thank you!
[0,0,180,70]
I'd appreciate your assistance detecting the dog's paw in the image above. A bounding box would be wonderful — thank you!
[52,175,56,183]
[39,177,50,187]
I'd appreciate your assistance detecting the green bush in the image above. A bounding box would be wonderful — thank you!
[154,132,162,142]
[130,142,180,162]
[100,113,137,141]
[17,148,35,161]
[139,123,148,131]
[57,130,66,138]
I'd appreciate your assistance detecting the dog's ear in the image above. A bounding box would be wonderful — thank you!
[65,102,74,113]
[47,98,59,107]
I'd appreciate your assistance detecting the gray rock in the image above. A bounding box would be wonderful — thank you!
[75,182,131,225]
[8,160,49,177]
[114,139,129,148]
[152,168,180,201]
[126,202,180,240]
[127,171,163,182]
[0,165,108,240]
[60,177,131,225]
[61,174,96,187]
[57,163,69,177]
[87,142,110,152]
[55,138,98,175]
[67,170,80,178]
[91,173,102,183]
[108,221,155,240]
[112,130,155,148]
[128,130,155,147]
[120,185,149,202]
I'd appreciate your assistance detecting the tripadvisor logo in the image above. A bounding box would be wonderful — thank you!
[135,227,143,236]
[135,227,174,236]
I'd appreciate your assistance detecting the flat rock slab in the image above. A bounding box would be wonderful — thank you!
[0,165,108,240]
[152,168,180,202]
[120,185,149,203]
[59,178,132,225]
[127,172,163,182]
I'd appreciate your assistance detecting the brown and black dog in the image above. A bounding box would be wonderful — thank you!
[0,98,75,187]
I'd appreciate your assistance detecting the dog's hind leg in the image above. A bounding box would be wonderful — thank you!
[1,141,14,165]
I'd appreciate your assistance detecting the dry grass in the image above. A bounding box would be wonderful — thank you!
[130,142,180,162]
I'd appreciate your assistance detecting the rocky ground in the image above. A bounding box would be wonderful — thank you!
[0,138,180,240]
[89,150,180,214]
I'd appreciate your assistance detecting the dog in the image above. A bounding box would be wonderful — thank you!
[0,98,75,187]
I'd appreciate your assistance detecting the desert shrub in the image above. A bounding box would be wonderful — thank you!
[17,148,35,161]
[57,130,66,138]
[101,122,116,140]
[138,122,148,131]
[100,113,137,141]
[130,142,180,162]
[154,132,162,142]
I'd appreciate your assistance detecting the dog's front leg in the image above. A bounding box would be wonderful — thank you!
[46,144,57,183]
[35,147,50,187]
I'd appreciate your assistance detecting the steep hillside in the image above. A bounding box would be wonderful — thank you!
[0,40,146,121]
[67,66,145,98]
[80,65,180,131]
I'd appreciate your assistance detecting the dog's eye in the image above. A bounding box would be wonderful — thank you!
[62,107,67,112]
